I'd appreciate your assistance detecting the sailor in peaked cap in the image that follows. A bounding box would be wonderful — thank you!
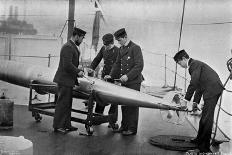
[114,28,127,40]
[73,27,86,37]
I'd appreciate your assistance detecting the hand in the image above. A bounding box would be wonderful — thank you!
[120,75,128,82]
[78,71,84,77]
[104,75,111,80]
[192,102,199,112]
[87,68,94,73]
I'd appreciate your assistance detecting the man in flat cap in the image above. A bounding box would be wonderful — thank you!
[105,28,144,136]
[174,49,224,153]
[53,27,86,133]
[88,33,119,128]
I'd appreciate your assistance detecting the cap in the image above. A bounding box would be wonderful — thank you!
[73,27,86,36]
[102,33,114,45]
[114,28,127,40]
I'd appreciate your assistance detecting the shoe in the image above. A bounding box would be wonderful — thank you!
[108,123,119,132]
[122,130,136,136]
[113,126,126,133]
[199,147,212,153]
[199,149,212,154]
[65,126,78,132]
[54,128,68,134]
[190,138,199,144]
[187,149,200,154]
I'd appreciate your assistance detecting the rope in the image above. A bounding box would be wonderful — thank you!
[218,106,232,117]
[59,20,68,37]
[0,54,49,59]
[224,88,232,93]
[1,13,232,26]
[212,74,231,143]
[190,21,232,26]
[0,54,59,58]
[142,49,164,56]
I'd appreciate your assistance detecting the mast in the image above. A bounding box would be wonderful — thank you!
[67,0,75,41]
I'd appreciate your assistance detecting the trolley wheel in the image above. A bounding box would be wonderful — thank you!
[34,112,42,122]
[85,125,94,135]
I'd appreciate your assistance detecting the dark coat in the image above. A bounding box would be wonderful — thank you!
[185,58,224,103]
[90,46,119,78]
[53,40,82,87]
[110,41,144,85]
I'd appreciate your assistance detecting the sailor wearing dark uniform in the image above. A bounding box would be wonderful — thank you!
[53,27,86,133]
[174,49,224,153]
[105,28,144,136]
[88,33,119,125]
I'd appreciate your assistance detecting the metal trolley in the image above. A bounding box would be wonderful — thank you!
[28,81,118,135]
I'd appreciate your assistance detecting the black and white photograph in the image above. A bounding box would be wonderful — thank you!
[0,0,231,154]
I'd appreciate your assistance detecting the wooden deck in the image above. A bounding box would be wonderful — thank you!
[0,98,231,155]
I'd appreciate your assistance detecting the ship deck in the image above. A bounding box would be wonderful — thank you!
[0,97,231,155]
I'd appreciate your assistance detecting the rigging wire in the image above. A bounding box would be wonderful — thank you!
[59,20,68,37]
[190,21,232,26]
[2,13,232,26]
[173,0,186,89]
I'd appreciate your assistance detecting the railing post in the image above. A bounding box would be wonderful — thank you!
[47,53,51,102]
[48,54,51,67]
[163,54,167,88]
[173,63,178,90]
[184,68,187,93]
[8,34,12,60]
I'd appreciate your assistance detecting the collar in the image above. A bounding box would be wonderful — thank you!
[124,39,130,47]
[106,44,114,50]
[70,39,75,44]
[187,58,194,68]
[69,39,80,51]
[187,58,190,68]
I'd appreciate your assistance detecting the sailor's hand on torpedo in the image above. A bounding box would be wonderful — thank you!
[120,75,128,82]
[87,68,94,73]
[192,102,199,112]
[78,70,85,77]
[104,75,111,81]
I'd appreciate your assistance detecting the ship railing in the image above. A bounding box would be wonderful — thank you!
[0,53,231,119]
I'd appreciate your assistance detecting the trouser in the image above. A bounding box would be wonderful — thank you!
[120,83,141,133]
[95,102,105,114]
[92,105,118,125]
[196,93,221,152]
[94,78,118,124]
[95,103,118,116]
[53,85,73,129]
[95,77,114,114]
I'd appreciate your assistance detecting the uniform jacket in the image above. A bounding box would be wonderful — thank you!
[90,46,119,78]
[110,41,144,85]
[185,58,224,103]
[53,40,82,87]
